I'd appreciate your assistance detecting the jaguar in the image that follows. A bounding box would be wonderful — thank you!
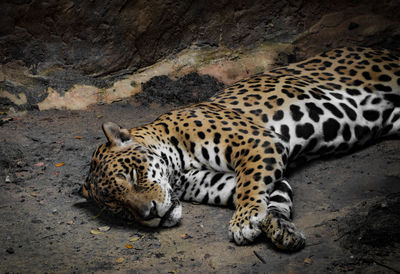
[81,47,400,251]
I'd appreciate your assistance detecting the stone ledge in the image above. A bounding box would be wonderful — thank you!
[1,43,293,112]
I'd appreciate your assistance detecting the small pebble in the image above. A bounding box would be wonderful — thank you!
[304,257,312,264]
[98,226,111,232]
[31,218,43,224]
[6,248,14,254]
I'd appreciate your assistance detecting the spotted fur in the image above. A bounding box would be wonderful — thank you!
[82,47,400,250]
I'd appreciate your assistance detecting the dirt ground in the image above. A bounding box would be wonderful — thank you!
[1,75,400,273]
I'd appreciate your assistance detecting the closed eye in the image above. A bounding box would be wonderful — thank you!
[116,173,126,180]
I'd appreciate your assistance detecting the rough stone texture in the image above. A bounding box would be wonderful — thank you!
[137,73,225,106]
[0,0,400,112]
[294,6,400,59]
[1,0,399,75]
[12,44,293,111]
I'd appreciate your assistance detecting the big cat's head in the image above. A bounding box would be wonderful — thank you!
[81,122,182,227]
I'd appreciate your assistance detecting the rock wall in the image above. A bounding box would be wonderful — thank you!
[1,0,399,112]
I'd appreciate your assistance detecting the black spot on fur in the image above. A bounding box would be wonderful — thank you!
[202,193,209,204]
[330,93,343,100]
[384,94,400,107]
[274,169,282,180]
[253,172,262,181]
[340,103,357,121]
[371,97,382,105]
[263,158,277,165]
[210,173,224,186]
[323,102,344,118]
[244,168,254,175]
[323,118,340,142]
[342,124,352,141]
[349,69,357,76]
[201,147,209,160]
[290,105,304,121]
[362,71,372,80]
[280,125,290,140]
[355,125,371,140]
[273,110,284,121]
[213,133,221,144]
[372,65,381,72]
[378,75,392,82]
[296,123,315,139]
[363,110,380,121]
[346,88,361,96]
[374,84,392,92]
[217,183,226,191]
[263,176,273,185]
[291,144,302,159]
[303,138,318,153]
[306,102,324,122]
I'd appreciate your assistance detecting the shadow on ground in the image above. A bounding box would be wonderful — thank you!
[1,75,399,273]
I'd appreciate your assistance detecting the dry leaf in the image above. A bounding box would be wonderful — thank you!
[67,220,74,225]
[115,257,124,263]
[125,244,133,249]
[90,229,102,235]
[53,171,60,176]
[97,115,104,118]
[129,236,140,242]
[98,226,111,232]
[34,162,44,167]
[74,136,83,139]
[30,192,39,197]
[55,162,65,167]
[304,258,313,264]
[93,209,104,219]
[180,233,191,239]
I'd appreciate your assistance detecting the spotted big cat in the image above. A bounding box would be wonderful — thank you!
[81,47,400,251]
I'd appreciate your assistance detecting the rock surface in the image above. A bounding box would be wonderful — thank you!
[1,0,400,112]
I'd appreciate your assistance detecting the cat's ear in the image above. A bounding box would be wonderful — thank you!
[102,122,132,147]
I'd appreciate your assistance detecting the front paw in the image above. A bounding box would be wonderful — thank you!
[228,207,266,245]
[261,212,306,251]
